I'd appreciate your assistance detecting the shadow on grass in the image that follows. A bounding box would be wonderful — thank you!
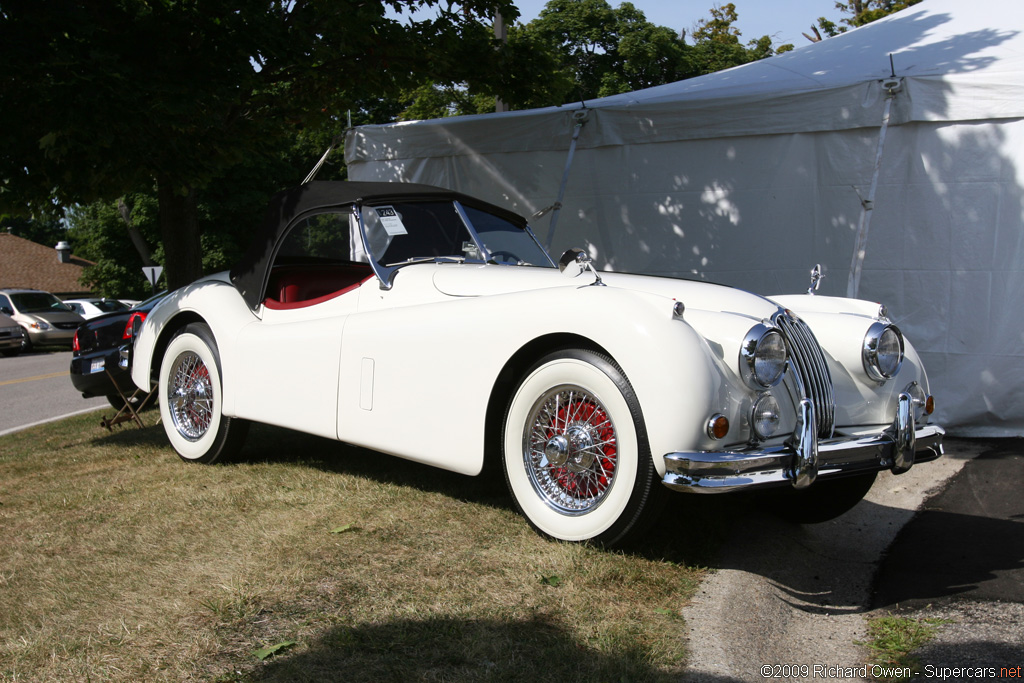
[92,421,745,567]
[90,422,170,449]
[245,615,682,683]
[233,423,748,566]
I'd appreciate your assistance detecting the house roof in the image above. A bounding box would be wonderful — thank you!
[0,232,94,297]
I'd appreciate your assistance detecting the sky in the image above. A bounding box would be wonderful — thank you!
[504,0,844,49]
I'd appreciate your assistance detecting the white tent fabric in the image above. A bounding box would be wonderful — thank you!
[345,0,1024,436]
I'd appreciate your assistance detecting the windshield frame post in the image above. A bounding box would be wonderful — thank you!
[354,202,396,291]
[452,200,492,263]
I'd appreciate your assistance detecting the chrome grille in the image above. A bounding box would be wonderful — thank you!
[774,311,835,438]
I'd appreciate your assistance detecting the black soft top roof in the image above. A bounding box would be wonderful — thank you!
[230,181,528,311]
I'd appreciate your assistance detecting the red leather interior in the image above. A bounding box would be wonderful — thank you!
[264,264,374,310]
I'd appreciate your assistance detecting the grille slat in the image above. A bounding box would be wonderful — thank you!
[775,312,835,438]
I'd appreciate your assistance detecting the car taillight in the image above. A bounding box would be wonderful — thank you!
[72,329,80,353]
[123,311,147,340]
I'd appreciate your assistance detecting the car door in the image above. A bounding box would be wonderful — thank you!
[232,210,373,439]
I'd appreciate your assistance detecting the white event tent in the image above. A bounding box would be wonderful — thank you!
[345,0,1024,436]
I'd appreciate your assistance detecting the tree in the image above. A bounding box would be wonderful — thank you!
[520,0,702,101]
[0,0,527,289]
[65,126,340,298]
[394,19,575,117]
[688,3,791,74]
[515,1,789,106]
[811,0,923,39]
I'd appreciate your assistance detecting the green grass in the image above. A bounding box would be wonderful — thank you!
[862,613,951,680]
[0,414,711,682]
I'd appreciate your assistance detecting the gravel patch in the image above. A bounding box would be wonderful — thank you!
[681,439,985,682]
[900,601,1024,681]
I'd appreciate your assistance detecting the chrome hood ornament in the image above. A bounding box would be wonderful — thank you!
[807,264,824,295]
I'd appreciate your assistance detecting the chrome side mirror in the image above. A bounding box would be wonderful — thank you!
[558,248,605,286]
[558,248,588,277]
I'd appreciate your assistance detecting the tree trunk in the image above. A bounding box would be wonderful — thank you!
[117,198,155,267]
[156,176,203,290]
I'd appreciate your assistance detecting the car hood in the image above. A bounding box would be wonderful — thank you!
[431,264,781,320]
[17,310,84,325]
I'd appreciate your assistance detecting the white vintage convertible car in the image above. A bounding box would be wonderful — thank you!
[129,181,944,546]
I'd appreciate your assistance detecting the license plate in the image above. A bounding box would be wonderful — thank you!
[90,359,105,374]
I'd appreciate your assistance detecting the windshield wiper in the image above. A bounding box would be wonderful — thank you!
[385,256,466,267]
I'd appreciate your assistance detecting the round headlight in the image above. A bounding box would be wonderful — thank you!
[751,393,781,440]
[740,325,787,389]
[863,322,904,382]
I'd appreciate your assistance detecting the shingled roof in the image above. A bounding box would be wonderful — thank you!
[0,232,95,297]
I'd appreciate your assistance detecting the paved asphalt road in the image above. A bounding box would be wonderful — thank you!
[0,350,109,435]
[874,438,1024,609]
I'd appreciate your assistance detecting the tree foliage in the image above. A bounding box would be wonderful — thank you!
[814,0,923,38]
[517,0,789,103]
[398,1,793,118]
[0,0,530,288]
[2,0,799,295]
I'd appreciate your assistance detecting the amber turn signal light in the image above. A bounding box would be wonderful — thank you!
[706,414,729,440]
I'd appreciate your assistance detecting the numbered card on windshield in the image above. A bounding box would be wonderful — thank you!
[374,206,408,236]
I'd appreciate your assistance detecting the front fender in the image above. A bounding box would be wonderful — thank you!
[130,275,257,415]
[506,285,725,477]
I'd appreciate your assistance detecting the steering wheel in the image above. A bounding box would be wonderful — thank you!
[488,250,521,265]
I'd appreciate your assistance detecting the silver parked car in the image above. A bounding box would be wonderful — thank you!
[0,311,27,357]
[0,288,85,352]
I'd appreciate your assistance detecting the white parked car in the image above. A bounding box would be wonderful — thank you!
[63,298,131,320]
[129,182,944,547]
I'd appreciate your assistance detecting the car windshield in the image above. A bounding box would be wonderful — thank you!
[359,200,553,271]
[93,299,130,313]
[267,199,554,295]
[134,291,169,310]
[11,292,73,313]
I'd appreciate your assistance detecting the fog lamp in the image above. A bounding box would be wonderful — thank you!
[751,393,781,440]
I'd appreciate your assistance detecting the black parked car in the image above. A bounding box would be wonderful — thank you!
[70,292,167,409]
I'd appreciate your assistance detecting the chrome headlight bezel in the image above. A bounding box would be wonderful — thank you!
[863,322,904,382]
[740,324,787,389]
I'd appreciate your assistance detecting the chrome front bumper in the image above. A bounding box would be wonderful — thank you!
[663,392,945,493]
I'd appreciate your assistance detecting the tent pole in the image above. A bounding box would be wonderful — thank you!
[848,78,901,298]
[545,110,589,251]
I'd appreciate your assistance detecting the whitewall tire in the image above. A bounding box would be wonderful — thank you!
[502,348,663,547]
[158,323,248,464]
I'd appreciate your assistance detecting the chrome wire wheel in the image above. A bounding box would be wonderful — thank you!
[503,349,663,547]
[167,350,214,441]
[524,384,618,515]
[158,323,248,464]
